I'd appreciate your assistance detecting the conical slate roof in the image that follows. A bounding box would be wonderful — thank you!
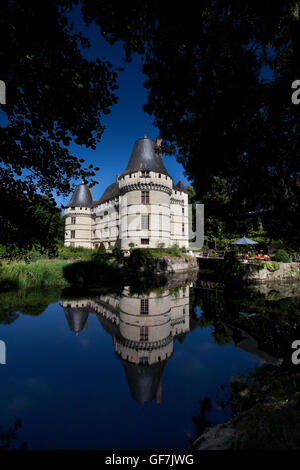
[63,306,89,334]
[120,359,167,405]
[122,137,171,177]
[175,180,188,193]
[95,182,120,205]
[67,183,93,208]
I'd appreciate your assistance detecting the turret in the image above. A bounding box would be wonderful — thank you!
[118,136,173,249]
[64,183,93,248]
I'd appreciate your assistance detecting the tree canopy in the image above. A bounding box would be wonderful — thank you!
[1,0,299,251]
[79,0,300,245]
[0,0,120,251]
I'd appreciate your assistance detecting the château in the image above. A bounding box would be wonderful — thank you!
[64,136,189,250]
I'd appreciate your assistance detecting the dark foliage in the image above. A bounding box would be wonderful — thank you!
[62,259,123,288]
[0,0,118,250]
[80,0,300,243]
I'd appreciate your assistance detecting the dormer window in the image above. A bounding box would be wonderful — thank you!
[141,170,150,177]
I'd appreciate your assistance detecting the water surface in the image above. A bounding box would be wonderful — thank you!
[0,277,298,449]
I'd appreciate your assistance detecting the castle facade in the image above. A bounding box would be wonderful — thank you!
[64,136,189,250]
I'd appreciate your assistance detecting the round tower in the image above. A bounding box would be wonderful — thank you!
[118,137,173,249]
[64,183,93,248]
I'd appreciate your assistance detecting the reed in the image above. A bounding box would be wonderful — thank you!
[0,260,70,289]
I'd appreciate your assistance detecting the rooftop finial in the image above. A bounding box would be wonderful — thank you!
[144,128,147,138]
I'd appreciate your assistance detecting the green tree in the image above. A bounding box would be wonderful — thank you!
[79,0,300,244]
[0,195,65,256]
[0,0,119,250]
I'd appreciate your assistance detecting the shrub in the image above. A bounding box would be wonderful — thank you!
[222,251,244,279]
[263,261,280,272]
[167,244,182,257]
[275,249,290,263]
[62,259,123,288]
[156,242,165,250]
[97,242,106,254]
[112,246,124,262]
[58,246,93,260]
[127,248,151,269]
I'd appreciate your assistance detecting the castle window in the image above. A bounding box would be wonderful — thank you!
[140,298,149,314]
[140,326,149,341]
[141,214,149,230]
[182,223,185,233]
[80,207,82,210]
[141,238,149,245]
[159,174,161,178]
[139,357,149,364]
[141,170,150,177]
[182,207,184,214]
[71,217,76,224]
[141,190,149,204]
[71,230,75,239]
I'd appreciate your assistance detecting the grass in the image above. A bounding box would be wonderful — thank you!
[0,247,96,290]
[0,245,192,290]
[0,260,70,289]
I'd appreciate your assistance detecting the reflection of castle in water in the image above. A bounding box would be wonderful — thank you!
[60,284,191,404]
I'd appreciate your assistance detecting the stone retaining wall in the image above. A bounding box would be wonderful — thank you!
[233,262,300,284]
[138,256,198,274]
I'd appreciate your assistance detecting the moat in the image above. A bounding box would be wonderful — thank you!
[0,274,299,450]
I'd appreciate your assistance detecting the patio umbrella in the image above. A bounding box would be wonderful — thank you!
[231,236,258,245]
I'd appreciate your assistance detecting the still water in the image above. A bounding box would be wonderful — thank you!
[0,276,298,450]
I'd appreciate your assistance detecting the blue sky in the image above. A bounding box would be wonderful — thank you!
[59,8,190,207]
[0,6,190,210]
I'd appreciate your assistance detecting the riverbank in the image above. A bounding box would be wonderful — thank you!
[0,252,198,290]
[232,262,300,284]
[0,260,70,289]
[125,254,198,274]
[199,252,300,285]
[193,363,300,450]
